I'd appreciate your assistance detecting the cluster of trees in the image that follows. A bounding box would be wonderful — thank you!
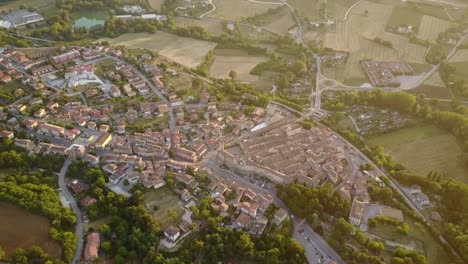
[373,37,393,48]
[0,29,32,47]
[104,15,162,37]
[368,216,410,236]
[0,146,76,263]
[439,62,468,97]
[195,49,214,77]
[160,197,307,263]
[277,183,350,222]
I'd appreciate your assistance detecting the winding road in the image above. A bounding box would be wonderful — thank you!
[58,158,84,264]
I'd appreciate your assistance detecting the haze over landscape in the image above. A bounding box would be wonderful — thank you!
[0,0,468,263]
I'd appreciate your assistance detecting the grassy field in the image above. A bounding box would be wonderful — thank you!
[369,217,450,264]
[423,72,446,87]
[99,32,217,68]
[289,0,321,19]
[449,61,468,81]
[448,49,468,63]
[209,49,268,82]
[144,187,184,228]
[207,0,280,21]
[367,125,468,183]
[387,5,423,27]
[148,0,165,10]
[262,7,296,35]
[0,0,53,11]
[0,202,61,258]
[416,15,452,41]
[85,216,111,231]
[175,17,224,36]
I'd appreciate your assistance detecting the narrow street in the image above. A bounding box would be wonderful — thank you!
[58,158,84,264]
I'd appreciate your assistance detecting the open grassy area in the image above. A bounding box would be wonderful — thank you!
[0,202,61,258]
[367,125,468,183]
[416,15,453,41]
[85,216,111,231]
[323,0,429,84]
[368,218,449,264]
[148,0,165,10]
[409,84,452,99]
[423,72,446,87]
[263,8,296,35]
[207,0,280,21]
[175,17,224,36]
[448,49,468,63]
[209,49,268,82]
[98,32,218,68]
[449,61,468,81]
[387,5,423,27]
[144,187,184,228]
[0,0,53,11]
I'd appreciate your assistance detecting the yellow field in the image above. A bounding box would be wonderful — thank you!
[424,72,446,87]
[99,32,217,68]
[207,0,281,21]
[417,15,453,41]
[148,0,165,10]
[448,49,468,63]
[175,17,224,36]
[323,1,396,80]
[263,8,296,35]
[209,54,268,82]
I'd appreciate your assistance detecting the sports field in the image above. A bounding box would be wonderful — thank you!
[209,49,268,82]
[417,15,452,41]
[207,0,281,21]
[99,32,217,68]
[367,125,468,183]
[175,17,224,36]
[144,187,184,228]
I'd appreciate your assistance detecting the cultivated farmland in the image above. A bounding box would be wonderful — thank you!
[99,32,217,68]
[0,202,61,258]
[448,49,468,63]
[257,7,296,35]
[416,15,452,41]
[209,49,268,82]
[175,17,224,36]
[207,0,280,21]
[0,0,53,11]
[423,72,446,87]
[367,125,468,183]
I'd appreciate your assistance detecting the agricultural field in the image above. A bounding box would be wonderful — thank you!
[423,72,446,87]
[144,187,184,228]
[289,0,321,19]
[0,0,53,11]
[367,125,468,183]
[148,0,165,10]
[0,202,61,258]
[209,49,268,82]
[206,0,280,21]
[377,31,428,63]
[238,24,277,42]
[448,49,468,63]
[262,8,296,35]
[416,15,453,41]
[175,17,224,36]
[99,32,218,68]
[387,5,423,27]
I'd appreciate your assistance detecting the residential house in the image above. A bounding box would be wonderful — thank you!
[274,208,288,225]
[164,225,181,242]
[84,232,100,261]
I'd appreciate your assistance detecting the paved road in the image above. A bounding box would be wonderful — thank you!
[201,158,345,264]
[58,158,84,264]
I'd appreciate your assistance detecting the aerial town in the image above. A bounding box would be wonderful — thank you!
[1,0,467,263]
